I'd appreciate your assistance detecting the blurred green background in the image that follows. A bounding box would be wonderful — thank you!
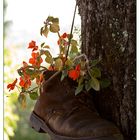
[4,47,51,140]
[4,0,50,139]
[4,22,51,140]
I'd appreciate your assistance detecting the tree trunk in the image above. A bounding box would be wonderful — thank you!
[77,0,136,140]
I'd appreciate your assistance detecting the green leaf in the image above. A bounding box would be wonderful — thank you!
[25,68,40,78]
[78,77,84,85]
[90,77,100,91]
[71,39,78,46]
[45,57,53,64]
[61,70,67,81]
[50,23,60,33]
[90,67,101,78]
[40,27,44,36]
[43,45,50,49]
[70,39,78,53]
[85,80,92,91]
[91,59,100,67]
[25,69,34,75]
[17,69,23,76]
[55,58,63,70]
[100,79,111,88]
[42,26,49,38]
[29,92,39,100]
[47,16,54,22]
[45,50,53,64]
[52,18,59,24]
[75,84,84,95]
[70,45,78,53]
[65,59,73,68]
[41,42,45,48]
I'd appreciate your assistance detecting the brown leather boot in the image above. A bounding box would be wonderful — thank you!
[30,70,124,140]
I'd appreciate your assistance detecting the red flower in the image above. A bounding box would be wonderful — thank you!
[68,64,81,80]
[28,40,38,51]
[75,64,80,71]
[19,75,31,89]
[57,40,60,45]
[29,52,43,67]
[48,65,55,71]
[62,33,68,38]
[57,39,68,46]
[7,78,18,91]
[19,61,29,77]
[57,33,68,46]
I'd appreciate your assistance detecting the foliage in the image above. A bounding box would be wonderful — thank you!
[10,96,50,140]
[7,16,110,107]
[4,47,51,140]
[4,47,19,140]
[4,94,19,140]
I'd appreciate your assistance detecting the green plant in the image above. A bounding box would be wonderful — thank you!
[7,16,110,107]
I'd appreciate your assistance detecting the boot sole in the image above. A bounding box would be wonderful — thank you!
[29,112,123,140]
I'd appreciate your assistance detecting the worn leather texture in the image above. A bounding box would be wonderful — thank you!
[33,70,123,138]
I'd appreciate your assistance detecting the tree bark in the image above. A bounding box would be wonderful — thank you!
[77,0,136,140]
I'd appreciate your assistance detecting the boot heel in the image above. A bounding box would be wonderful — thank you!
[29,112,45,133]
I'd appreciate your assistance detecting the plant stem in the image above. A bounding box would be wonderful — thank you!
[43,70,61,85]
[73,54,89,64]
[57,32,61,38]
[16,85,21,93]
[65,4,77,61]
[42,4,77,85]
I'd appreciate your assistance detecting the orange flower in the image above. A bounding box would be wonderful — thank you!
[28,40,38,51]
[29,52,43,67]
[48,65,55,71]
[62,33,68,38]
[68,64,81,80]
[18,61,29,78]
[75,64,80,71]
[19,75,31,89]
[57,33,68,46]
[7,78,18,91]
[57,40,60,45]
[57,39,68,46]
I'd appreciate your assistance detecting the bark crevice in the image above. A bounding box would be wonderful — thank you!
[77,0,136,140]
